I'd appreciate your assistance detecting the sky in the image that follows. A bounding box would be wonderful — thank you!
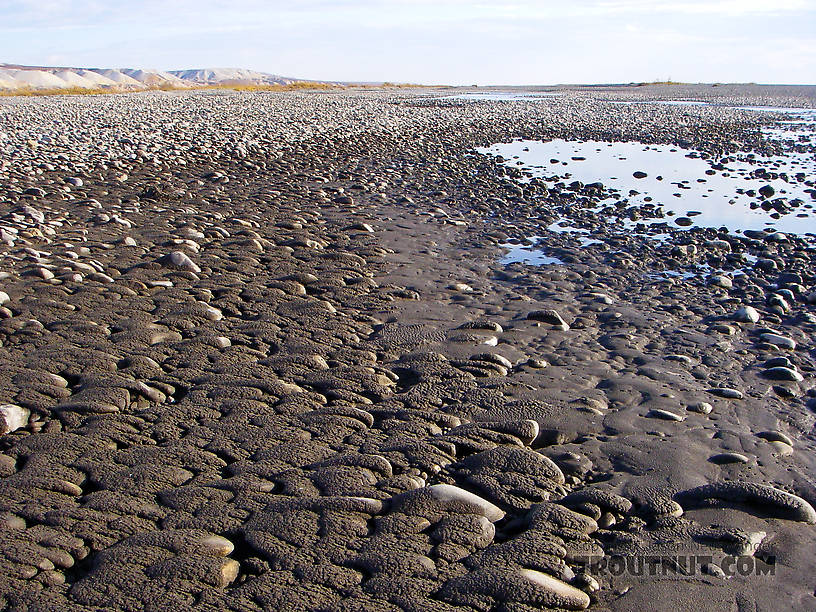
[2,0,815,85]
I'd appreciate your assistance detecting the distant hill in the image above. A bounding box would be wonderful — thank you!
[0,63,311,93]
[169,68,295,86]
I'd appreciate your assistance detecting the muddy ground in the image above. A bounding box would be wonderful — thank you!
[0,84,814,611]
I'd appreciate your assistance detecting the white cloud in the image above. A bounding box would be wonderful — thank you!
[0,0,813,83]
[3,0,814,31]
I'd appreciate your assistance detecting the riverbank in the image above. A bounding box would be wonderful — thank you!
[0,85,814,610]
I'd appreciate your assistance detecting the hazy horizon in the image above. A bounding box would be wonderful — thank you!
[2,1,815,86]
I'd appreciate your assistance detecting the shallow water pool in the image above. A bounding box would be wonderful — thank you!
[439,92,561,102]
[479,138,816,235]
[500,237,566,265]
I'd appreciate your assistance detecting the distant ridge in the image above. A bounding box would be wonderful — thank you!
[168,68,295,86]
[0,63,314,93]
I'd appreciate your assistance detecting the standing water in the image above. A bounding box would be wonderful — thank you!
[479,135,816,235]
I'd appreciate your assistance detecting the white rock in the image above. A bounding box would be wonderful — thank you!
[427,484,505,522]
[199,535,234,557]
[0,404,29,434]
[162,250,201,273]
[733,306,760,323]
[518,568,591,610]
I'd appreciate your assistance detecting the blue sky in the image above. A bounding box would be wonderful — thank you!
[2,0,815,84]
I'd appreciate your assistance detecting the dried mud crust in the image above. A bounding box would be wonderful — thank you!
[0,86,814,611]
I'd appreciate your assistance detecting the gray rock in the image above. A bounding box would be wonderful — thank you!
[709,452,751,464]
[707,387,744,399]
[677,482,816,523]
[762,367,804,382]
[22,205,45,223]
[389,484,505,523]
[688,401,713,414]
[759,333,796,350]
[160,250,202,273]
[702,563,726,578]
[646,409,685,421]
[439,567,590,610]
[757,430,793,446]
[708,274,732,289]
[733,306,760,323]
[527,309,570,330]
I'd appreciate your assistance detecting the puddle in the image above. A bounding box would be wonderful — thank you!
[612,100,711,107]
[547,222,590,234]
[579,237,604,247]
[734,106,816,117]
[479,138,816,235]
[546,221,605,247]
[501,237,566,266]
[645,270,697,281]
[439,92,561,102]
[612,101,816,116]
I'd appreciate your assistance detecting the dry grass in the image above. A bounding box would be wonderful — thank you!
[0,80,342,98]
[0,85,127,97]
[216,81,341,92]
[636,80,683,86]
[0,79,425,98]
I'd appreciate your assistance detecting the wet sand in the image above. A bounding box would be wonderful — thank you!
[0,84,815,611]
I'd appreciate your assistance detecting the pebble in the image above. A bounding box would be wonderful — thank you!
[646,409,685,422]
[756,431,793,446]
[709,452,751,464]
[160,250,202,273]
[0,404,29,434]
[764,356,792,369]
[440,567,590,610]
[518,568,591,610]
[733,305,760,323]
[527,309,570,330]
[708,274,732,289]
[678,482,816,523]
[471,352,513,370]
[351,222,375,232]
[688,401,713,414]
[572,572,599,593]
[199,535,235,557]
[707,387,744,399]
[702,563,726,578]
[759,333,796,350]
[459,320,503,333]
[389,484,505,523]
[762,367,803,382]
[560,489,632,515]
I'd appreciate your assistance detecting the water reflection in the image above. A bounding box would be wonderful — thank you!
[501,237,566,265]
[439,92,561,102]
[479,138,816,234]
